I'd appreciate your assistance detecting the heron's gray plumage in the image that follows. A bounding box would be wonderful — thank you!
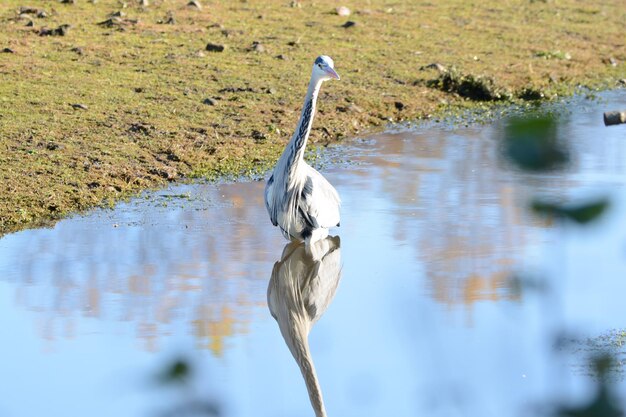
[267,236,342,417]
[265,56,341,244]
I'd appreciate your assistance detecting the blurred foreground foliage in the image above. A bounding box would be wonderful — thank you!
[532,198,610,225]
[153,357,221,417]
[501,111,610,226]
[502,114,569,172]
[500,106,624,417]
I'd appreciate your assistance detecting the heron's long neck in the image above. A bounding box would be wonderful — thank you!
[288,317,327,417]
[281,77,322,182]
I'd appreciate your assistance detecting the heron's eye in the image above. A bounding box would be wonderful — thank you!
[318,64,322,68]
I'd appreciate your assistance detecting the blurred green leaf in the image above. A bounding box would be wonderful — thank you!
[531,198,610,225]
[502,115,569,171]
[157,359,191,385]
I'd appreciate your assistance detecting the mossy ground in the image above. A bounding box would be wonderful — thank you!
[1,0,624,235]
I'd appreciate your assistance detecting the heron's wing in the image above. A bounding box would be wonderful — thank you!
[302,239,342,323]
[264,174,278,226]
[267,243,305,321]
[299,165,340,229]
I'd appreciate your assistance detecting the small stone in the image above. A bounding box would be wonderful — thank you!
[202,98,217,105]
[109,10,126,17]
[134,87,144,93]
[71,46,84,55]
[206,43,225,52]
[71,103,88,110]
[36,10,48,18]
[19,6,39,14]
[394,101,405,111]
[267,88,276,94]
[420,62,447,72]
[608,57,618,67]
[276,54,287,60]
[1,48,15,53]
[195,50,205,57]
[251,41,265,53]
[139,0,149,6]
[25,20,34,27]
[251,130,267,141]
[619,79,626,86]
[348,103,363,113]
[39,24,70,36]
[46,142,61,151]
[166,153,180,162]
[128,123,152,134]
[187,0,202,9]
[150,167,177,180]
[60,0,75,3]
[57,24,70,35]
[341,20,357,28]
[98,17,121,27]
[289,1,301,8]
[158,12,175,24]
[218,86,256,93]
[336,6,350,16]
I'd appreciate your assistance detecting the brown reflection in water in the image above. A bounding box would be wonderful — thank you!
[6,181,276,353]
[348,129,559,310]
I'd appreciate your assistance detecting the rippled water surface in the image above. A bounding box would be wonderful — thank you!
[2,91,626,417]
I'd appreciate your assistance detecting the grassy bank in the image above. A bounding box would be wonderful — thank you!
[1,0,624,235]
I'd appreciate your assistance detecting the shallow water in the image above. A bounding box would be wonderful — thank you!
[1,91,626,417]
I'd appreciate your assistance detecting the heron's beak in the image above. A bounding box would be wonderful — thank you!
[325,67,340,80]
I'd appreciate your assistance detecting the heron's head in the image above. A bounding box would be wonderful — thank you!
[312,55,340,82]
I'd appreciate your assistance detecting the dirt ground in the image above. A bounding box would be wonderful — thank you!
[0,0,624,235]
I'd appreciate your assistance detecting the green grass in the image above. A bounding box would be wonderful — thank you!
[1,0,625,235]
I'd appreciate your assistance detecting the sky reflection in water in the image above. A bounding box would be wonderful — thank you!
[1,91,626,417]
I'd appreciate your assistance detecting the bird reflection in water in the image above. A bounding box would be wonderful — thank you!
[267,236,342,417]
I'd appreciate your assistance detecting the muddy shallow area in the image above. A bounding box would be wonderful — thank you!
[1,91,626,417]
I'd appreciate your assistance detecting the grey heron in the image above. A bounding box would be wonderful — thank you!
[267,236,342,417]
[264,56,341,244]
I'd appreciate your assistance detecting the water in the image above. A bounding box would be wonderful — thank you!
[1,91,626,417]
